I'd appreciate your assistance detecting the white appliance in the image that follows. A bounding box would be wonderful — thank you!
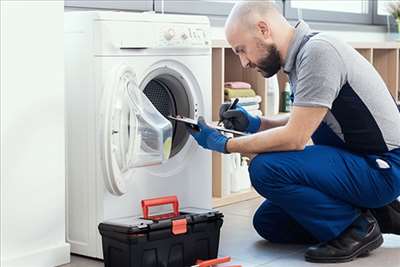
[64,11,212,258]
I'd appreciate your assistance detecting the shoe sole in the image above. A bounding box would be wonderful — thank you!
[305,234,384,263]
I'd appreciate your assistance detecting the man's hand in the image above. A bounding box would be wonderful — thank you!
[219,103,261,133]
[188,116,231,153]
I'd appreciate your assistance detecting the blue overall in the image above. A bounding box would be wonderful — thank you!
[250,22,400,244]
[250,126,400,243]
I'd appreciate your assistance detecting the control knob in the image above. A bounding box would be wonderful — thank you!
[164,28,175,41]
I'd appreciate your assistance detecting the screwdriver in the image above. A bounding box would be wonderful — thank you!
[217,98,239,127]
[191,256,242,267]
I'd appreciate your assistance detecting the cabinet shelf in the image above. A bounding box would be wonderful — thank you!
[212,188,260,208]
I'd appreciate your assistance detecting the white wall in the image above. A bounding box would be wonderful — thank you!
[1,1,70,266]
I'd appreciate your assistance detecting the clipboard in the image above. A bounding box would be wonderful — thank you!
[168,116,248,136]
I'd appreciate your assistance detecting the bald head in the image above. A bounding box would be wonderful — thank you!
[224,0,294,78]
[225,0,281,33]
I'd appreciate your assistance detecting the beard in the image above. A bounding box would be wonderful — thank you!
[254,43,282,78]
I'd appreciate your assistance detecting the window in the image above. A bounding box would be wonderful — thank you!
[373,0,397,26]
[377,0,394,15]
[64,0,393,28]
[153,0,283,27]
[64,0,153,11]
[285,0,373,24]
[155,0,283,17]
[154,0,236,16]
[290,0,369,14]
[64,0,283,27]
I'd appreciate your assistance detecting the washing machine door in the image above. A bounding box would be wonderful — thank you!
[101,65,173,196]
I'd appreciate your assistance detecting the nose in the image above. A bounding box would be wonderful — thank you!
[239,54,250,69]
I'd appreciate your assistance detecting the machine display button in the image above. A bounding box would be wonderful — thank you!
[164,28,175,41]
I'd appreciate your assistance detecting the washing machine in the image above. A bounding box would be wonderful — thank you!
[64,11,212,258]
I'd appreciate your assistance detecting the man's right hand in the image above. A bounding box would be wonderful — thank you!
[219,103,261,133]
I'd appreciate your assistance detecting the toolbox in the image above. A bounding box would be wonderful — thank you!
[98,196,224,267]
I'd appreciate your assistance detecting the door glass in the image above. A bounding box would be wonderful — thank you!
[123,75,173,167]
[109,70,173,171]
[103,66,174,196]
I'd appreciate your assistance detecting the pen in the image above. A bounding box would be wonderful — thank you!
[218,98,239,126]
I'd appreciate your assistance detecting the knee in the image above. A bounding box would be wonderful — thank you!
[253,208,283,243]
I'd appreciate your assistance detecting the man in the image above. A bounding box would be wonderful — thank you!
[188,0,400,263]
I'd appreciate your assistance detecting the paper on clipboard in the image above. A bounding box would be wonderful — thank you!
[168,116,248,136]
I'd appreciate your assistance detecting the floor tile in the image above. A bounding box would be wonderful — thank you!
[61,199,400,267]
[258,234,400,267]
[218,197,264,218]
[218,213,305,265]
[61,255,103,267]
[216,257,261,267]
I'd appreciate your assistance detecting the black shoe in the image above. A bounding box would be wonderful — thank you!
[304,212,383,263]
[370,199,400,235]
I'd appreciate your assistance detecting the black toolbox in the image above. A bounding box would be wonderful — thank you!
[98,196,224,267]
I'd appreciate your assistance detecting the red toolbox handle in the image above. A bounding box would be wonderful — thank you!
[141,195,179,219]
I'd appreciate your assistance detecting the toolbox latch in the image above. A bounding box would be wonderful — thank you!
[172,219,187,235]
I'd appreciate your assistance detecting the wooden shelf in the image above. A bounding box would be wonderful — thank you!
[212,39,400,50]
[350,42,400,49]
[372,49,399,100]
[356,48,374,64]
[212,39,231,48]
[211,47,268,203]
[398,50,400,102]
[212,188,260,208]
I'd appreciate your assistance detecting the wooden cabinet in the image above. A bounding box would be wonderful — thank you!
[211,40,400,207]
[211,47,269,207]
[372,49,399,100]
[350,43,400,102]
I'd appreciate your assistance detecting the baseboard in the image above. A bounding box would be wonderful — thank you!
[1,243,70,267]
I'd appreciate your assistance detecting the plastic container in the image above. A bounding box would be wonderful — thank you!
[230,153,241,193]
[98,196,224,267]
[239,157,251,190]
[231,155,251,193]
[267,74,280,116]
[281,82,292,113]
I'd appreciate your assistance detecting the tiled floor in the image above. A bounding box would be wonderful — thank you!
[62,197,400,267]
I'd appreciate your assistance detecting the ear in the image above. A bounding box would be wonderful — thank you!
[256,21,270,39]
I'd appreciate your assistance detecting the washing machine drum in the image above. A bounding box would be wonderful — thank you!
[143,75,191,158]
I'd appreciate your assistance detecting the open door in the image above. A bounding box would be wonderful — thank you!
[100,65,173,196]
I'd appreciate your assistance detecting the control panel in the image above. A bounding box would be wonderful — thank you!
[159,24,210,47]
[97,19,211,51]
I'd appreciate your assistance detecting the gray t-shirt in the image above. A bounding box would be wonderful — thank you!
[284,21,400,154]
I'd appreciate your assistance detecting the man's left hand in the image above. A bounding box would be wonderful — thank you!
[188,116,230,153]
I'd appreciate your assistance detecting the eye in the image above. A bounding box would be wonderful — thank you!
[234,47,245,55]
